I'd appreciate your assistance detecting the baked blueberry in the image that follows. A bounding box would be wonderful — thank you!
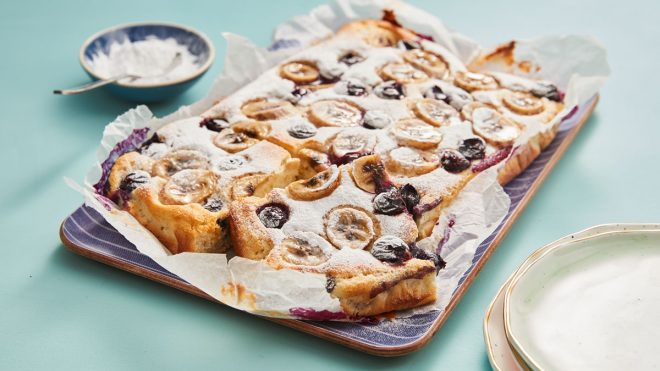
[371,235,411,263]
[411,244,446,272]
[362,110,393,130]
[119,171,150,193]
[325,277,336,293]
[398,39,422,50]
[257,203,289,228]
[287,122,317,139]
[139,133,162,152]
[339,52,364,66]
[440,149,471,173]
[458,138,486,160]
[400,184,420,214]
[345,80,367,96]
[200,118,230,132]
[203,198,223,212]
[373,188,406,215]
[329,150,371,166]
[291,87,309,101]
[531,82,561,102]
[374,81,404,100]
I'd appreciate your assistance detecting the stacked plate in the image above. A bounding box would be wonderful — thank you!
[484,224,660,371]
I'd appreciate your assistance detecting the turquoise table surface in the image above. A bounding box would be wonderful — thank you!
[2,0,658,369]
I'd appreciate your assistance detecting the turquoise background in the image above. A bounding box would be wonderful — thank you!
[1,0,658,369]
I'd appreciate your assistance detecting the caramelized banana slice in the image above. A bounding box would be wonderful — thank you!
[242,99,296,121]
[232,120,271,140]
[297,148,331,173]
[230,173,267,199]
[412,99,459,127]
[402,49,448,78]
[280,232,336,266]
[380,62,428,84]
[308,100,363,127]
[324,206,377,250]
[392,119,443,150]
[502,91,545,115]
[385,147,439,176]
[159,169,216,205]
[280,61,320,84]
[468,105,522,146]
[152,149,209,178]
[286,165,341,201]
[350,154,393,193]
[454,71,498,92]
[213,130,258,153]
[330,128,376,158]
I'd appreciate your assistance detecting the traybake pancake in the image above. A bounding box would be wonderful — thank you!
[105,18,564,316]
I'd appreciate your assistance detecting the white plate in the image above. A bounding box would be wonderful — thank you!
[483,225,614,371]
[503,224,660,371]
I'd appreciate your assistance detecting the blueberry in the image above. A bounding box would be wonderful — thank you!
[400,184,420,214]
[119,171,150,193]
[339,52,364,66]
[257,203,289,228]
[329,150,371,166]
[411,244,446,272]
[363,110,393,130]
[458,138,486,160]
[291,87,309,101]
[345,80,367,96]
[426,85,449,103]
[287,122,317,139]
[325,277,336,293]
[203,198,223,212]
[371,236,411,263]
[200,118,230,132]
[440,149,471,173]
[373,188,406,215]
[398,39,422,50]
[531,82,561,102]
[375,81,404,100]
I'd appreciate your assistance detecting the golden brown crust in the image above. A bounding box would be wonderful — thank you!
[127,182,229,254]
[328,259,437,316]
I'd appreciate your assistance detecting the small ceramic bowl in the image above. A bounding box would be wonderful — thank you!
[79,22,215,102]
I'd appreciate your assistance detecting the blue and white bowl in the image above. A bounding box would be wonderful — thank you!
[79,22,215,102]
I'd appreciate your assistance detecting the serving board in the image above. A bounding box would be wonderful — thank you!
[59,96,598,357]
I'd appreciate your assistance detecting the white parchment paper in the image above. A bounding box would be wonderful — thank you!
[75,0,609,320]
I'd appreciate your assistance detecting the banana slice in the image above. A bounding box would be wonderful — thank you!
[350,154,392,193]
[152,149,209,178]
[297,148,331,173]
[159,169,216,205]
[324,206,377,250]
[412,98,459,127]
[330,128,377,159]
[308,100,363,127]
[454,71,498,92]
[385,147,439,176]
[502,91,545,115]
[230,173,267,199]
[380,62,428,84]
[286,165,341,201]
[392,119,443,150]
[213,130,258,153]
[279,61,320,84]
[280,231,336,266]
[470,105,522,146]
[402,49,448,78]
[241,99,296,121]
[232,120,271,140]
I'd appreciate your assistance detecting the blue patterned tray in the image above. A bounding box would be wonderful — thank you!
[59,96,597,356]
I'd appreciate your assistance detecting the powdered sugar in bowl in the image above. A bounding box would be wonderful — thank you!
[80,22,214,102]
